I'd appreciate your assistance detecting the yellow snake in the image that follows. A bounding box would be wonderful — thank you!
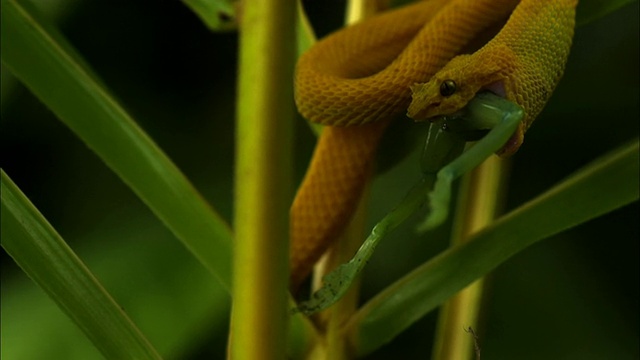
[291,0,577,289]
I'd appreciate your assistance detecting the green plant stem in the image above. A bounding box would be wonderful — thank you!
[344,0,389,23]
[321,182,371,360]
[306,1,384,358]
[230,0,296,358]
[432,155,508,360]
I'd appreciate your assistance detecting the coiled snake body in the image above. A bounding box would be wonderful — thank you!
[291,0,577,289]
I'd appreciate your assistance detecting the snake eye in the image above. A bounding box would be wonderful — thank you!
[439,80,457,97]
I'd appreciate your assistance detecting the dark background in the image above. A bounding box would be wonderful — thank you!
[2,0,638,358]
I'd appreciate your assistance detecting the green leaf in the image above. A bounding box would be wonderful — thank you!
[295,1,323,136]
[295,0,316,59]
[1,171,162,360]
[182,0,239,31]
[348,140,639,356]
[1,0,233,289]
[2,203,231,359]
[577,0,638,27]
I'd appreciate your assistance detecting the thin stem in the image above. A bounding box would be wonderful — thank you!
[324,182,372,360]
[230,0,296,358]
[432,155,508,360]
[309,0,384,358]
[345,0,390,23]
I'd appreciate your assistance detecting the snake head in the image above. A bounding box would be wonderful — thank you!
[407,50,510,121]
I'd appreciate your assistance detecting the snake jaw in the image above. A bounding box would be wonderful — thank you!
[407,82,437,120]
[407,79,478,122]
[407,81,461,121]
[407,49,510,122]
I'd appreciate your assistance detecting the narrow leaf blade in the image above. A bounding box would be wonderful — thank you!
[182,0,238,31]
[348,140,639,356]
[1,171,162,360]
[577,0,638,27]
[1,0,233,288]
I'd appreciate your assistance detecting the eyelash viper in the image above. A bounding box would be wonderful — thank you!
[290,0,577,289]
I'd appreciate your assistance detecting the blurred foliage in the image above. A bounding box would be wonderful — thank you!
[1,0,638,359]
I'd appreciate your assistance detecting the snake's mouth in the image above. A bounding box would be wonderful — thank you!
[480,81,506,98]
[434,109,485,140]
[430,88,510,141]
[408,79,507,123]
[446,81,507,120]
[408,99,464,123]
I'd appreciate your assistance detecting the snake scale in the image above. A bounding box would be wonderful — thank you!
[291,0,577,289]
